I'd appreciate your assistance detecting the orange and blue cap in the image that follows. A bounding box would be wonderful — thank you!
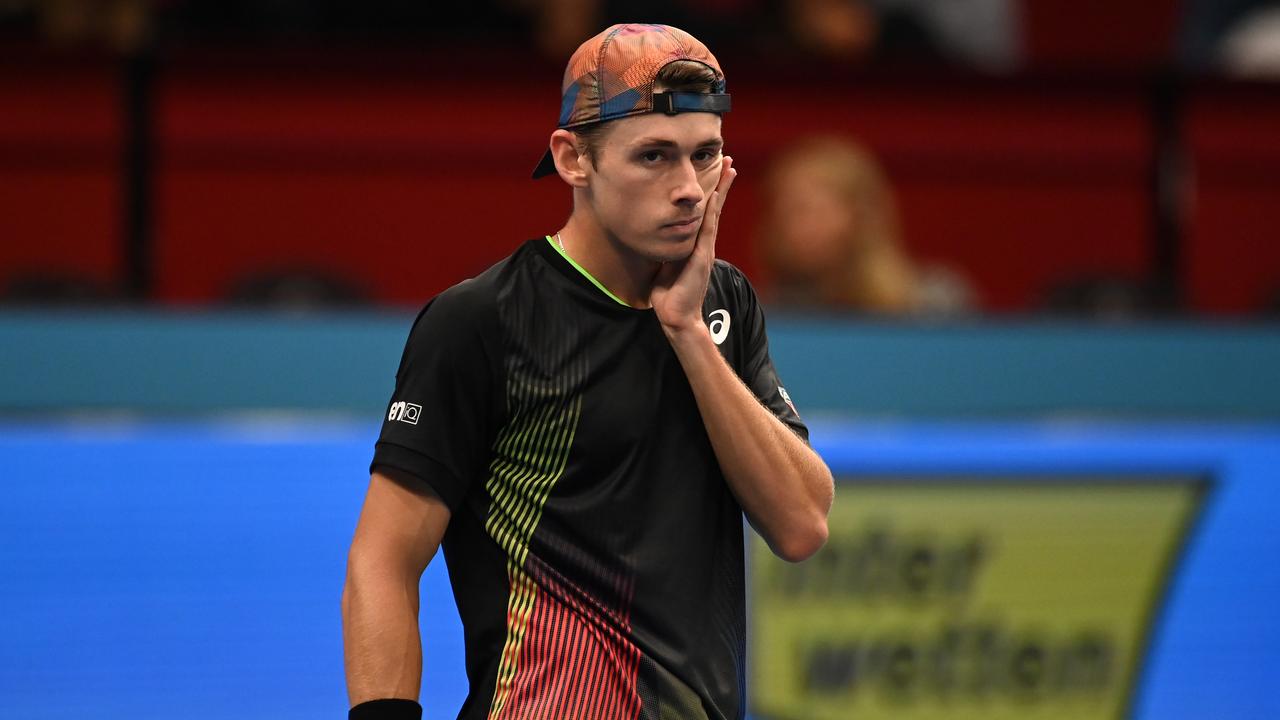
[532,23,731,179]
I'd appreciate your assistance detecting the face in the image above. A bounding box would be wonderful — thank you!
[769,165,858,278]
[581,111,724,263]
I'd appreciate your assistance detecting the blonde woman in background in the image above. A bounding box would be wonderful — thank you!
[757,135,974,316]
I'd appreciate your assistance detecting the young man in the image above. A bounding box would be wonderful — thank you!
[343,23,833,720]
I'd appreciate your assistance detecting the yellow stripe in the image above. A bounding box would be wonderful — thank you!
[484,337,584,717]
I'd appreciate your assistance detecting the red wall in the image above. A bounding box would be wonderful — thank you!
[1021,0,1182,70]
[0,57,121,290]
[1185,83,1280,314]
[3,49,1278,315]
[154,57,566,306]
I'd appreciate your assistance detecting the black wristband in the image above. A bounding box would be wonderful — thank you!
[348,698,423,720]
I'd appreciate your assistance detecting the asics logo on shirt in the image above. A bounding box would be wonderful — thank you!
[388,401,422,425]
[707,309,731,345]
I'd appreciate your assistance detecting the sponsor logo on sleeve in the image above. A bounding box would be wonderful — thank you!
[388,401,422,425]
[779,386,799,416]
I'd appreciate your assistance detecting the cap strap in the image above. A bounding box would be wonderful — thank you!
[650,92,731,116]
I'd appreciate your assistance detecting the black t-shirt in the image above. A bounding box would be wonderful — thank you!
[371,237,807,720]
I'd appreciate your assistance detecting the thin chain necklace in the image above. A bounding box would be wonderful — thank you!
[555,231,567,254]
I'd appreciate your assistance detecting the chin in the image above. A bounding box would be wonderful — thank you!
[647,238,697,264]
[615,231,692,264]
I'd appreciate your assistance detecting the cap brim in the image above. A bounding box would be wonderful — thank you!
[531,149,557,179]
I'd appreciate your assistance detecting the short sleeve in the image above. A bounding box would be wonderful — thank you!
[369,280,503,511]
[721,264,810,442]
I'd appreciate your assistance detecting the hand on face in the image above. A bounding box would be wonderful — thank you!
[651,155,737,335]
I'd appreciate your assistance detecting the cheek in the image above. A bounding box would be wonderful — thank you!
[594,175,652,231]
[699,164,722,198]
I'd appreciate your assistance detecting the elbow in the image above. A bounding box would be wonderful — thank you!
[771,467,834,563]
[776,466,834,562]
[773,515,829,563]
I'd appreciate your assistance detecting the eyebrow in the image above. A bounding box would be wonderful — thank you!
[631,137,724,149]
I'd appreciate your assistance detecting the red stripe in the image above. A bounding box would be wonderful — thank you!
[494,570,642,720]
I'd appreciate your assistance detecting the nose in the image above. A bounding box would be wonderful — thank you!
[671,158,704,208]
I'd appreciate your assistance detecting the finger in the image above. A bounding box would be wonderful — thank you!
[715,156,737,201]
[712,158,737,218]
[693,157,736,261]
[705,191,720,242]
[703,159,736,250]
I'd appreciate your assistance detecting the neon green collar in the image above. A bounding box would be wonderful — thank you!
[546,235,631,307]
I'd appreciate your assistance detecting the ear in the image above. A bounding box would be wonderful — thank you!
[550,129,590,188]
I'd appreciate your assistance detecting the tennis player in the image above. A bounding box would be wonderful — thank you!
[343,23,834,720]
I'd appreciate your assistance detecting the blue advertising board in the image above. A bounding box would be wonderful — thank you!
[1,419,1275,719]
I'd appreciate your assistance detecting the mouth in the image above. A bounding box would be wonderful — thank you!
[663,217,701,229]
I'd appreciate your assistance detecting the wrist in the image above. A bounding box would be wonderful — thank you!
[349,698,422,720]
[660,318,710,347]
[663,321,724,369]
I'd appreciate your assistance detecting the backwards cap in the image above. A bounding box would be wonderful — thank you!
[532,23,731,179]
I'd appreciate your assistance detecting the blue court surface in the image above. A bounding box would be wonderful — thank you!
[1,418,1277,719]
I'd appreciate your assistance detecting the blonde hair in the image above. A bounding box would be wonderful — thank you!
[758,136,917,313]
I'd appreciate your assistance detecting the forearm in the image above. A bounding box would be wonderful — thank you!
[342,566,424,707]
[665,324,833,561]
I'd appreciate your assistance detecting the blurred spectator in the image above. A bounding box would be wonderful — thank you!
[225,268,370,311]
[1041,275,1173,321]
[755,136,975,317]
[0,0,156,52]
[781,0,1021,70]
[780,0,881,61]
[516,0,602,58]
[520,0,772,59]
[2,0,1020,69]
[1262,283,1280,319]
[885,0,1022,71]
[1179,0,1280,76]
[1220,5,1280,76]
[159,0,534,48]
[2,272,120,306]
[524,0,1020,69]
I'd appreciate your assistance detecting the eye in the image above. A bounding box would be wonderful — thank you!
[639,150,664,163]
[693,149,718,163]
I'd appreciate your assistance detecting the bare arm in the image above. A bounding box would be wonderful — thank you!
[342,468,452,707]
[664,325,833,561]
[652,155,834,562]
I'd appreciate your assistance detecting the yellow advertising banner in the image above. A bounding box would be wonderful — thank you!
[750,478,1205,720]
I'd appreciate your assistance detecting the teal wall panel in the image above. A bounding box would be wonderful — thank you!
[2,311,1278,418]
